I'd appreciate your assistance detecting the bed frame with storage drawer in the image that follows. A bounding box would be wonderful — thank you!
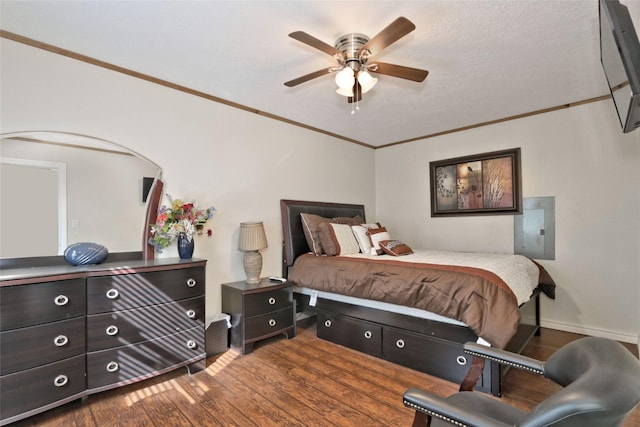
[281,199,542,397]
[0,255,206,425]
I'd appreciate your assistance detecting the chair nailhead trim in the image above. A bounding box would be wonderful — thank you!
[403,400,469,427]
[464,349,544,375]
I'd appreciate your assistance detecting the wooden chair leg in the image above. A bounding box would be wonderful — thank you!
[412,411,431,427]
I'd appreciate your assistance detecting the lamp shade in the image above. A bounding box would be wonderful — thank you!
[357,70,378,94]
[238,221,268,251]
[335,67,355,89]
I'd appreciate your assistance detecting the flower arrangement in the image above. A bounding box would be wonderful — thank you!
[149,195,216,252]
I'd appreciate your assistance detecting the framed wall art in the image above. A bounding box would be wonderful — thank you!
[430,148,522,217]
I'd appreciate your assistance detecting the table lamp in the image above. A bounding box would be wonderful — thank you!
[238,221,268,284]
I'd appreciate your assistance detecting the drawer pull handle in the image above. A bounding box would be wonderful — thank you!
[106,289,119,300]
[456,356,468,366]
[186,278,197,288]
[53,335,69,347]
[186,340,197,349]
[53,375,68,387]
[268,297,276,305]
[396,339,405,349]
[54,294,69,306]
[106,325,119,336]
[268,319,277,327]
[364,331,372,339]
[186,309,197,319]
[106,361,119,373]
[324,319,332,328]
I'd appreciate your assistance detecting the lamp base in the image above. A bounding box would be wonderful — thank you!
[243,250,262,284]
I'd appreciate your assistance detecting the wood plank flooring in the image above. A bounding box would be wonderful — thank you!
[10,325,640,426]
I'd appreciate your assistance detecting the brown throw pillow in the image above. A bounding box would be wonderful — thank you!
[300,213,333,255]
[332,215,365,226]
[379,240,414,256]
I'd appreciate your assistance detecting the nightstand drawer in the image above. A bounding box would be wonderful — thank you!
[0,279,86,331]
[244,287,292,317]
[1,317,86,375]
[245,306,294,340]
[87,296,204,351]
[87,267,205,314]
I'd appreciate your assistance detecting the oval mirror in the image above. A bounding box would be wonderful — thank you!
[0,131,162,258]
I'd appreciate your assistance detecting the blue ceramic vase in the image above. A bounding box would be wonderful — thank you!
[64,242,109,265]
[177,234,194,259]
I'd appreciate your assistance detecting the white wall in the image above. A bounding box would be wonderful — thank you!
[375,101,640,343]
[3,38,639,345]
[0,39,376,316]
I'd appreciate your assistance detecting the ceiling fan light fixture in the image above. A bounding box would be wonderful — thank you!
[357,70,378,94]
[335,67,355,89]
[336,86,354,97]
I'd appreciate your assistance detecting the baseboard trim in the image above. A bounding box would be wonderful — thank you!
[541,320,639,345]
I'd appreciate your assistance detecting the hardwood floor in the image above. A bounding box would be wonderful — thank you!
[10,325,640,427]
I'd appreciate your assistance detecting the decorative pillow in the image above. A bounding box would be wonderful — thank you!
[351,223,382,254]
[332,215,365,226]
[367,226,391,255]
[318,222,361,256]
[379,240,414,256]
[300,213,333,255]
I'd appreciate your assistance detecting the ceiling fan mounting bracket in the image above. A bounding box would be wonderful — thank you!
[334,33,370,68]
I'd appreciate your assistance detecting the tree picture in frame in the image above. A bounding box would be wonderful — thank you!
[430,148,522,216]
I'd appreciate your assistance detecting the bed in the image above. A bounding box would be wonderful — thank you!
[280,199,556,397]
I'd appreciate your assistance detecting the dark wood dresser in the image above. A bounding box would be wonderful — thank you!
[0,257,206,425]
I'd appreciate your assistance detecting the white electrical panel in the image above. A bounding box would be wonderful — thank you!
[514,197,555,260]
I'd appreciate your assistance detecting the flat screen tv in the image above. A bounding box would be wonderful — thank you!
[600,0,640,133]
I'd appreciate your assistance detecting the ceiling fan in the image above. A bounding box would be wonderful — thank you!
[284,17,429,103]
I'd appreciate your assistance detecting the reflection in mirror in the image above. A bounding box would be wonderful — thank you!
[0,132,162,258]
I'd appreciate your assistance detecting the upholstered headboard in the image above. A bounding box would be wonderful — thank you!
[280,199,366,277]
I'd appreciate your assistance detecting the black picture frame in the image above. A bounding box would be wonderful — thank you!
[430,148,522,217]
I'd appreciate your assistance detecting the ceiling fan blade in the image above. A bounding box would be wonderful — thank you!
[359,17,416,58]
[284,68,334,87]
[369,61,429,82]
[289,31,342,58]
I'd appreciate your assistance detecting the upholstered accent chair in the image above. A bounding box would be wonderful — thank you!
[403,336,640,427]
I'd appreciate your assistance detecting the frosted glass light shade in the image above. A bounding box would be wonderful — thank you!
[358,70,378,94]
[335,67,355,89]
[336,86,354,97]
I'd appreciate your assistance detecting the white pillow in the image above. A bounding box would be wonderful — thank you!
[367,227,391,255]
[351,223,380,254]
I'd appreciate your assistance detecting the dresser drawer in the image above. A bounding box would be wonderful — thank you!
[86,267,205,314]
[244,287,292,317]
[87,296,205,351]
[383,327,474,385]
[244,306,294,341]
[0,279,86,331]
[317,311,382,357]
[0,354,85,421]
[87,327,205,390]
[1,317,86,375]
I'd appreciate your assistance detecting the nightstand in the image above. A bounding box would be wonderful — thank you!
[221,279,295,355]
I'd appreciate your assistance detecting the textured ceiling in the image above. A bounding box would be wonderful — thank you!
[1,1,638,148]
